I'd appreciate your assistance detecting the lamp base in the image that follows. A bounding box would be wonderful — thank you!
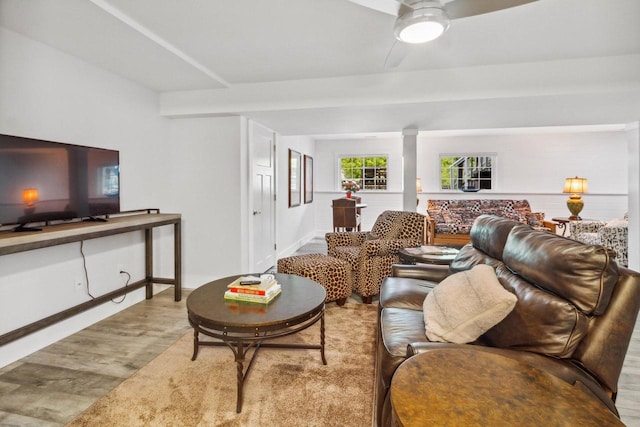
[566,195,584,220]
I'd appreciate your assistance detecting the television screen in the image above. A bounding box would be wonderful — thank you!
[0,133,120,229]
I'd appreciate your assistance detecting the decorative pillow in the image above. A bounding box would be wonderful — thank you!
[423,264,517,344]
[605,218,628,228]
[526,212,546,227]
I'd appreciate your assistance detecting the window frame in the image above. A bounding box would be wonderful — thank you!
[338,155,388,191]
[438,153,496,192]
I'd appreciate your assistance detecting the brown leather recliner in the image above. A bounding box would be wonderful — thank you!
[374,215,640,426]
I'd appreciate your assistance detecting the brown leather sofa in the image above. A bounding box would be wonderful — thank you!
[375,215,640,426]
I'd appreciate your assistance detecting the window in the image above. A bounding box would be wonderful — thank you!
[340,156,387,190]
[440,155,494,191]
[101,165,119,196]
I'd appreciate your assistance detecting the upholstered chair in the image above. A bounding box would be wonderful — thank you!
[570,215,628,267]
[325,210,425,303]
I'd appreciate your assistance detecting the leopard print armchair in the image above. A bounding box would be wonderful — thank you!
[326,210,425,303]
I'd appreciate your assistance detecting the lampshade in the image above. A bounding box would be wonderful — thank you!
[563,176,588,194]
[22,188,39,206]
[416,178,423,192]
[394,2,450,44]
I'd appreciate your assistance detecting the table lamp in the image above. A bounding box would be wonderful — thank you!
[563,177,588,220]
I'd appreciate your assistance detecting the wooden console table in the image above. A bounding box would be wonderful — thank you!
[0,211,181,346]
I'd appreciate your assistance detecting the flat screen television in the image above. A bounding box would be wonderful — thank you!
[0,133,120,231]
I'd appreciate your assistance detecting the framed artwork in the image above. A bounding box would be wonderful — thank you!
[288,149,302,207]
[304,155,314,204]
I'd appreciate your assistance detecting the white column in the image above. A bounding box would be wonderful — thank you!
[627,121,639,270]
[402,128,418,212]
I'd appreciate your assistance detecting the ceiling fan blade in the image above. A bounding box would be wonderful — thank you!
[445,0,537,20]
[384,40,411,68]
[345,0,402,17]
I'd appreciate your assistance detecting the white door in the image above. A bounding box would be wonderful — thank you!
[250,122,276,272]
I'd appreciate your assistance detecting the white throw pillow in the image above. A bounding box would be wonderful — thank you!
[605,218,628,228]
[423,264,517,344]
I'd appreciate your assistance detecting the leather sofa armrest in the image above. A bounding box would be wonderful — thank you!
[391,263,450,282]
[407,342,470,356]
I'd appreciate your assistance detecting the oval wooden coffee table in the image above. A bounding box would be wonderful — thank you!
[390,347,624,426]
[187,273,326,413]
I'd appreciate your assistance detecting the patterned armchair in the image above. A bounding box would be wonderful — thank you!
[325,210,425,303]
[570,215,628,267]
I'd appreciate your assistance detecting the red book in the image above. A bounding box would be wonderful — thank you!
[227,287,267,296]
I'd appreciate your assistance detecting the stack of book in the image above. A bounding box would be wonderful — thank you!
[224,274,281,304]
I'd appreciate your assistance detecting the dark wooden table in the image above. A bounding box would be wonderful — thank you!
[398,246,459,265]
[390,347,624,426]
[187,273,326,412]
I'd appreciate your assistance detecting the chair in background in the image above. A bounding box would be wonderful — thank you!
[332,197,361,232]
[326,210,425,303]
[570,214,628,267]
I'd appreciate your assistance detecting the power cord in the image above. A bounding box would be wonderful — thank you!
[79,240,95,299]
[111,270,131,304]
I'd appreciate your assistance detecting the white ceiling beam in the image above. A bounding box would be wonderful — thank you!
[89,0,230,88]
[159,55,640,117]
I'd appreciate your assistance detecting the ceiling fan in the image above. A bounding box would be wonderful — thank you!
[348,0,538,67]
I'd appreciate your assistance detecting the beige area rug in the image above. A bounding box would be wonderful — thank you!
[67,302,377,427]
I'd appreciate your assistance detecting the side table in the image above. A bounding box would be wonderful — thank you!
[390,347,623,426]
[398,246,459,265]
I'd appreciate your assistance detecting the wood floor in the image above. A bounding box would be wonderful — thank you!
[0,238,639,426]
[0,287,193,426]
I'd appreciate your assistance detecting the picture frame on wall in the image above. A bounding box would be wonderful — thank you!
[289,149,302,207]
[304,155,313,204]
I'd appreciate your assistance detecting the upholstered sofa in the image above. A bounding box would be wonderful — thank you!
[570,215,628,267]
[326,210,424,303]
[374,215,640,426]
[425,199,555,246]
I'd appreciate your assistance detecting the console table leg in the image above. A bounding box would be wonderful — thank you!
[145,228,153,299]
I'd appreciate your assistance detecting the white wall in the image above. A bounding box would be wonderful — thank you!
[311,127,630,234]
[165,116,248,286]
[313,136,406,234]
[417,128,629,221]
[0,27,179,367]
[627,122,640,271]
[276,135,316,256]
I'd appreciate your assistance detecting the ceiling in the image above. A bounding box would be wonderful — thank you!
[1,0,639,136]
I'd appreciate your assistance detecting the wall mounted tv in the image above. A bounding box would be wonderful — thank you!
[0,133,120,231]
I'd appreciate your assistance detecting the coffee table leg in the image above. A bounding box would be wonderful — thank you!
[320,311,327,365]
[191,329,199,361]
[235,341,246,413]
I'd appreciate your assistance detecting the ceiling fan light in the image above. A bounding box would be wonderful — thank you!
[394,3,450,44]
